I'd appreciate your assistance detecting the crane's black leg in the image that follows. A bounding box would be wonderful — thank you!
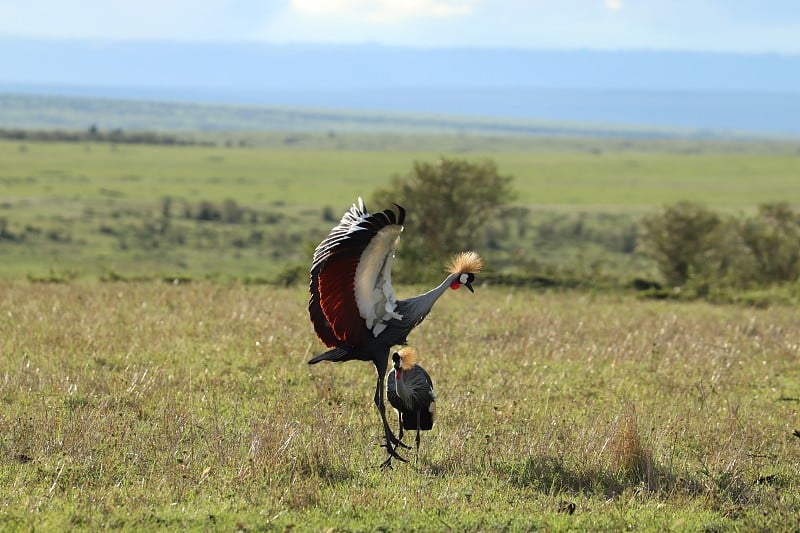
[374,374,408,469]
[397,412,404,443]
[374,376,407,448]
[381,412,411,469]
[415,411,421,461]
[389,407,410,450]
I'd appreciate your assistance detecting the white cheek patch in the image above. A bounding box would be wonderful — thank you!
[459,273,469,284]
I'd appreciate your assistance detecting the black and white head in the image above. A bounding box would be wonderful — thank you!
[446,251,483,293]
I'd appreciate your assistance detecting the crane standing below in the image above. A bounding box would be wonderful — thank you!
[307,197,482,466]
[386,346,435,468]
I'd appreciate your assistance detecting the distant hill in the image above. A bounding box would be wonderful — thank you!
[1,39,799,135]
[0,93,700,140]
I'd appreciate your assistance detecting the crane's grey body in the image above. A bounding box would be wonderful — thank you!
[308,274,461,364]
[386,349,435,465]
[387,365,435,430]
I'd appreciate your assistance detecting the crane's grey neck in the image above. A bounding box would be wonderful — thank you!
[398,273,459,321]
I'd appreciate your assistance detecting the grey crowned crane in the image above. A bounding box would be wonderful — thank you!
[386,347,435,466]
[307,197,482,465]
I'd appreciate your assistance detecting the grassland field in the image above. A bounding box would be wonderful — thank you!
[0,132,799,530]
[0,282,798,531]
[4,138,800,208]
[1,137,799,282]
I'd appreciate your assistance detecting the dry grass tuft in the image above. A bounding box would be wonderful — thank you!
[607,406,652,483]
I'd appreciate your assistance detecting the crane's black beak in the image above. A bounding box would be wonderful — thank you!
[465,281,474,293]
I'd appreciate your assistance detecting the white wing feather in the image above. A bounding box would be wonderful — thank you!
[354,224,403,336]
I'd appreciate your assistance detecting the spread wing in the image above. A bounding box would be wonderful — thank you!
[309,197,405,348]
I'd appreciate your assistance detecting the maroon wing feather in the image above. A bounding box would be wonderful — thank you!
[308,198,405,348]
[309,273,339,348]
[318,253,364,347]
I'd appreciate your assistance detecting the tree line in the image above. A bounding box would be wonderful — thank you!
[0,126,209,146]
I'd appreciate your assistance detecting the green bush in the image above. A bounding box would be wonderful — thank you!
[736,202,800,284]
[640,201,800,292]
[372,157,514,281]
[640,201,723,287]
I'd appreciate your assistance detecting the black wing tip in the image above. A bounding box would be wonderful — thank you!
[343,198,404,229]
[308,345,355,364]
[308,352,330,364]
[394,204,406,225]
[358,203,405,232]
[377,203,405,227]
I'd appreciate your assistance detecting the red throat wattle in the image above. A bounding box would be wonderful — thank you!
[449,281,461,290]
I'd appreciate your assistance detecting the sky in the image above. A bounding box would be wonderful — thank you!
[1,0,800,54]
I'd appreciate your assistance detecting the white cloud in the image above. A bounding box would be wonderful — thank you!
[604,0,623,10]
[290,0,475,23]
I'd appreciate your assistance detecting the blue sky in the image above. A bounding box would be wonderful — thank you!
[2,0,800,54]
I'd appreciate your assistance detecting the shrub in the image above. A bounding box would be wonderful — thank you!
[196,201,221,221]
[639,201,722,287]
[640,201,800,292]
[736,202,800,284]
[372,157,514,281]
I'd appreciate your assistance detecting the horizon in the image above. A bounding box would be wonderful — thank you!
[3,85,799,138]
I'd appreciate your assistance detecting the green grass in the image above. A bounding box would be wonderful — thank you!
[4,139,800,208]
[499,150,800,209]
[0,141,402,207]
[1,281,798,530]
[2,137,799,282]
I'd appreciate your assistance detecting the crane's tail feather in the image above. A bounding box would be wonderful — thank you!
[402,409,434,431]
[308,346,353,364]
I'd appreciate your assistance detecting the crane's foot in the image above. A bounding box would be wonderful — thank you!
[379,440,407,469]
[384,425,411,450]
[379,451,405,470]
[380,442,407,461]
[388,429,411,450]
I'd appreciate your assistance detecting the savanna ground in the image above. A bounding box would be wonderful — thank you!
[1,134,799,530]
[0,282,798,531]
[2,138,800,283]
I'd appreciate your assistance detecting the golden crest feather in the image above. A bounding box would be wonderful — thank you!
[397,346,418,370]
[446,251,484,275]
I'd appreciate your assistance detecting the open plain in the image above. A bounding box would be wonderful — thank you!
[1,134,799,530]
